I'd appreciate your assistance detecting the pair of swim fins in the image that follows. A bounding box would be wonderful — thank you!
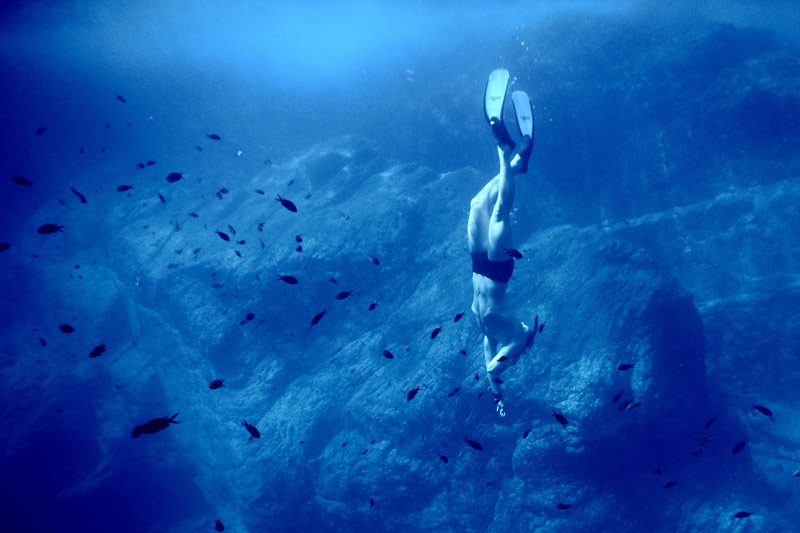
[484,69,534,174]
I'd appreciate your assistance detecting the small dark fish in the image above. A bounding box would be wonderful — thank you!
[195,146,203,151]
[440,455,449,463]
[39,337,46,346]
[310,310,327,327]
[12,176,33,186]
[295,235,302,242]
[225,224,236,235]
[463,437,483,451]
[115,93,126,103]
[146,160,156,166]
[618,400,632,411]
[504,248,523,259]
[731,438,748,455]
[522,428,531,439]
[552,410,568,425]
[242,420,260,439]
[704,417,716,428]
[37,224,64,234]
[329,278,338,284]
[70,186,87,203]
[369,498,374,508]
[662,481,677,488]
[234,250,242,258]
[219,188,229,194]
[335,290,353,300]
[166,172,183,183]
[447,387,460,397]
[627,401,642,410]
[276,195,297,212]
[214,519,225,531]
[407,386,422,401]
[189,213,199,218]
[459,349,466,355]
[368,255,380,265]
[733,511,752,519]
[137,162,145,169]
[617,363,635,371]
[89,344,106,358]
[209,379,224,390]
[697,433,713,450]
[382,350,394,359]
[368,303,378,311]
[215,230,230,242]
[255,189,265,195]
[35,126,47,135]
[257,222,264,232]
[117,185,133,192]
[612,391,623,403]
[158,193,166,204]
[245,312,255,321]
[207,134,221,140]
[538,321,545,333]
[58,324,75,333]
[131,413,179,438]
[235,239,245,245]
[454,312,465,323]
[430,326,442,339]
[496,355,508,363]
[474,371,479,381]
[753,404,774,421]
[296,246,302,252]
[490,377,504,384]
[556,503,572,510]
[277,275,298,284]
[0,243,9,252]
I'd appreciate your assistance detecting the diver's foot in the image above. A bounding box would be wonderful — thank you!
[485,69,516,153]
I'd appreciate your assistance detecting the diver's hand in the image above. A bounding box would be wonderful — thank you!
[496,400,506,417]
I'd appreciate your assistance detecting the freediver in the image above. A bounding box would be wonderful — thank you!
[468,69,536,417]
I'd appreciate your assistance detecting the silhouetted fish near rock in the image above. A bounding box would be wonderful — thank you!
[491,377,503,384]
[166,172,183,183]
[137,162,145,169]
[459,349,467,355]
[617,363,635,371]
[234,250,242,258]
[38,337,46,346]
[242,420,260,439]
[215,230,230,241]
[704,417,716,428]
[557,503,572,510]
[335,290,353,300]
[89,344,106,358]
[58,324,75,334]
[407,386,422,401]
[146,160,156,166]
[440,455,448,463]
[115,93,126,103]
[369,498,374,508]
[732,438,748,455]
[38,224,64,234]
[368,302,378,311]
[220,188,229,194]
[310,310,326,327]
[189,212,199,218]
[538,321,545,333]
[295,235,302,242]
[276,195,297,212]
[158,193,166,204]
[368,255,380,265]
[207,134,221,140]
[522,428,531,439]
[662,481,677,488]
[552,410,568,425]
[382,349,394,359]
[612,391,623,403]
[447,387,460,397]
[454,312,465,323]
[195,146,203,151]
[752,404,774,421]
[35,126,46,135]
[474,371,479,381]
[131,413,179,438]
[430,326,442,339]
[209,379,224,389]
[463,437,483,450]
[0,243,8,252]
[618,399,632,411]
[70,186,87,203]
[504,248,523,259]
[214,519,225,531]
[733,511,752,519]
[117,185,133,191]
[276,275,298,285]
[12,176,33,186]
[255,189,265,195]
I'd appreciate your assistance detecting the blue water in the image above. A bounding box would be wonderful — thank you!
[1,1,799,532]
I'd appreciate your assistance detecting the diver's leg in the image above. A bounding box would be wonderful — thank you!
[468,175,500,253]
[487,146,515,259]
[484,313,534,375]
